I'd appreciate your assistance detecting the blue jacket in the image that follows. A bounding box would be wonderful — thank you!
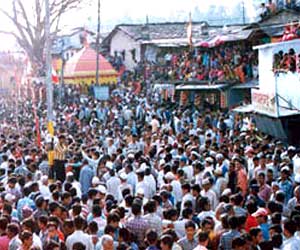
[79,164,94,194]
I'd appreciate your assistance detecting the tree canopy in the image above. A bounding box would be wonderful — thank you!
[0,0,86,75]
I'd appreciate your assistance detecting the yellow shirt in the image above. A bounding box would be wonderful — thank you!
[48,150,54,166]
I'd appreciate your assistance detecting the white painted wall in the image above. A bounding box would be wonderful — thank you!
[253,40,300,117]
[110,30,141,70]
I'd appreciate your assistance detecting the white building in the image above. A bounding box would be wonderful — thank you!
[102,22,225,71]
[252,40,300,118]
[235,39,300,145]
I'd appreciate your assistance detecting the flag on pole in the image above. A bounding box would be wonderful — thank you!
[187,12,193,47]
[30,84,41,148]
[35,115,41,148]
[52,67,59,84]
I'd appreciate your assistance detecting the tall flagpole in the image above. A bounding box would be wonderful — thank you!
[242,0,246,25]
[45,0,53,121]
[187,12,193,51]
[96,0,101,85]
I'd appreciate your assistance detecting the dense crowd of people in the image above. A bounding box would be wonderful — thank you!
[273,47,300,74]
[0,79,300,250]
[134,45,258,85]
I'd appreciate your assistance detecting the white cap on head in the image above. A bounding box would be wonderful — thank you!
[136,167,144,174]
[41,175,48,183]
[214,168,223,175]
[295,174,300,184]
[140,163,148,171]
[119,172,128,180]
[97,185,107,194]
[0,164,7,170]
[159,159,166,166]
[205,157,214,164]
[128,153,135,159]
[281,166,290,172]
[202,178,210,186]
[105,161,113,170]
[288,146,296,151]
[165,172,175,180]
[137,188,145,195]
[66,172,74,177]
[216,153,224,160]
[5,193,16,203]
[92,176,101,185]
[191,151,200,158]
[221,188,232,196]
[24,155,32,161]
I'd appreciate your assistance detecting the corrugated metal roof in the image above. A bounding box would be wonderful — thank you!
[232,104,254,113]
[176,83,228,91]
[258,9,300,37]
[259,9,300,26]
[230,80,259,89]
[109,22,247,43]
[253,39,300,50]
[233,104,300,118]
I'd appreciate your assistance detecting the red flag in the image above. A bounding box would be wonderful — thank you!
[133,81,141,95]
[52,67,59,84]
[31,84,41,148]
[35,116,41,148]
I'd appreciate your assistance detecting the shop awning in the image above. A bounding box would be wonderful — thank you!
[176,83,228,91]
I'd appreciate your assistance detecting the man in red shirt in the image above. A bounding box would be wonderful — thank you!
[0,217,10,250]
[245,201,258,232]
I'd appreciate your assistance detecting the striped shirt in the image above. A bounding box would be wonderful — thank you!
[125,216,149,247]
[54,143,67,161]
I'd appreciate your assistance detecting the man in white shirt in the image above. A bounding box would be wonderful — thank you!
[81,147,101,173]
[282,219,300,250]
[66,216,93,250]
[125,164,138,194]
[150,115,160,133]
[65,172,82,198]
[136,168,152,199]
[22,218,43,250]
[200,178,218,210]
[165,172,182,205]
[180,156,193,181]
[39,175,51,199]
[96,234,114,250]
[106,138,116,156]
[180,183,194,213]
[106,170,121,202]
[293,149,300,176]
[144,167,156,199]
[118,172,133,197]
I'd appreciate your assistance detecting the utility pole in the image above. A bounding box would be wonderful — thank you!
[96,0,101,85]
[45,0,53,121]
[59,39,65,104]
[242,0,246,25]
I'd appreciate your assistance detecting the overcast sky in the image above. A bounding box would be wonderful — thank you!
[0,0,258,51]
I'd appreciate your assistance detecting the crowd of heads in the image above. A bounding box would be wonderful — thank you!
[0,77,299,250]
[273,48,300,73]
[140,45,258,84]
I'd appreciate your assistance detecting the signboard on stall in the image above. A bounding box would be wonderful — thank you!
[252,90,277,116]
[253,39,300,117]
[94,86,109,101]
